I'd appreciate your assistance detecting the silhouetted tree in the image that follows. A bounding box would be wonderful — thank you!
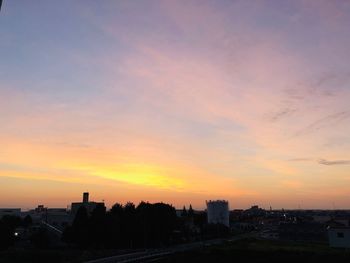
[110,203,123,215]
[123,202,136,248]
[181,206,188,217]
[89,203,106,247]
[136,201,152,247]
[107,203,123,247]
[72,206,89,247]
[188,204,194,217]
[22,215,32,228]
[136,202,177,247]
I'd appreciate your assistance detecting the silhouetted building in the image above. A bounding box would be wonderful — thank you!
[22,205,70,229]
[83,192,89,203]
[206,200,229,227]
[328,227,350,248]
[35,205,46,213]
[70,192,104,217]
[0,208,21,218]
[44,208,70,229]
[244,205,265,217]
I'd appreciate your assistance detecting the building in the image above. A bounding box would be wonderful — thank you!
[44,208,70,230]
[21,205,70,228]
[0,208,21,218]
[206,200,229,227]
[328,227,350,248]
[70,192,104,217]
[243,205,266,217]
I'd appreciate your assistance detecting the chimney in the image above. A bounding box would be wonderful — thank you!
[83,192,89,203]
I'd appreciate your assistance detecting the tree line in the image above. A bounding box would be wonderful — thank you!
[62,201,178,248]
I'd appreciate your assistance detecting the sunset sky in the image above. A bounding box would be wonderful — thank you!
[1,1,350,210]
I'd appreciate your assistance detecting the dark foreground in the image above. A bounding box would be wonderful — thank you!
[1,238,350,263]
[160,238,350,263]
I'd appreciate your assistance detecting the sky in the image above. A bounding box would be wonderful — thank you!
[1,0,350,210]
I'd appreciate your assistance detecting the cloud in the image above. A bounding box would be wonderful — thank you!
[2,0,350,208]
[293,111,350,137]
[285,72,350,102]
[288,158,350,166]
[318,159,350,166]
[268,108,297,122]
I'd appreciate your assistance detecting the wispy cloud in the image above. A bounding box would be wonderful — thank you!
[288,158,350,166]
[318,159,350,166]
[2,0,350,208]
[268,108,297,122]
[293,111,350,137]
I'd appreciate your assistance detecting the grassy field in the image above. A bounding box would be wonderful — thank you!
[161,238,350,262]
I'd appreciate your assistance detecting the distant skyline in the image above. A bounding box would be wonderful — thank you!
[1,1,350,209]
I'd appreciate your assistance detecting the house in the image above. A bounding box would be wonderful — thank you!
[328,227,350,248]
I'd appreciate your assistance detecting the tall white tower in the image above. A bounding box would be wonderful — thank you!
[206,200,229,227]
